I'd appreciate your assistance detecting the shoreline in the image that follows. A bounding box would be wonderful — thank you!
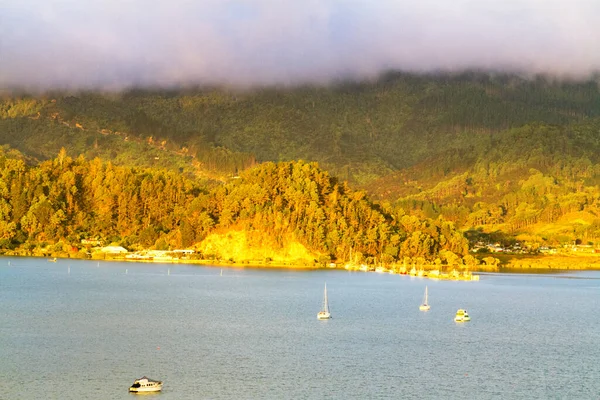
[4,253,600,273]
[0,253,321,270]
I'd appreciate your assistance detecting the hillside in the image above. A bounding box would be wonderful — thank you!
[0,150,474,268]
[365,120,600,246]
[2,71,600,251]
[3,72,599,182]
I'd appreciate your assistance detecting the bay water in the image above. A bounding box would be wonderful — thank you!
[1,257,599,399]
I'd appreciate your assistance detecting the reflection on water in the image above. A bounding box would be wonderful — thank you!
[1,257,599,399]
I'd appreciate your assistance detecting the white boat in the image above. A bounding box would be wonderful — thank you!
[317,283,332,320]
[129,376,163,393]
[419,286,430,311]
[454,309,470,322]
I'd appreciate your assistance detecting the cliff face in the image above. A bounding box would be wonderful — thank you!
[197,230,318,266]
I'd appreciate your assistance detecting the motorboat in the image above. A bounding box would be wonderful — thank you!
[129,376,163,393]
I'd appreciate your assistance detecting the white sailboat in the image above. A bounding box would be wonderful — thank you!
[317,283,332,320]
[419,286,430,311]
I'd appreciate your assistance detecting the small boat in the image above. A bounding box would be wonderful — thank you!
[317,283,332,320]
[48,257,57,262]
[454,309,470,322]
[419,286,430,311]
[129,376,163,393]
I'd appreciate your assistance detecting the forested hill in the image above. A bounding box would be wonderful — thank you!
[0,150,474,267]
[364,118,600,246]
[2,72,599,184]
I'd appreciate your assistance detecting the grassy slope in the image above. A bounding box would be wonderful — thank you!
[3,72,599,181]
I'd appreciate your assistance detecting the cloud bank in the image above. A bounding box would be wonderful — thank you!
[1,0,599,90]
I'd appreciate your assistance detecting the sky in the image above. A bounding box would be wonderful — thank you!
[1,0,599,90]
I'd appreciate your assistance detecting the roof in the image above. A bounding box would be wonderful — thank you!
[101,246,128,253]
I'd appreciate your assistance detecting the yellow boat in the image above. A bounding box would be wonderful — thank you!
[454,309,470,322]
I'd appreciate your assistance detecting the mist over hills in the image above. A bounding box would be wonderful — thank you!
[3,0,600,90]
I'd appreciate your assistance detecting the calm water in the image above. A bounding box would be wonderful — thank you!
[1,257,600,399]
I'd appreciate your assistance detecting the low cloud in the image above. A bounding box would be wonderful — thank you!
[1,0,599,90]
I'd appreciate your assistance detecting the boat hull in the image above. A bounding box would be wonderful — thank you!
[129,384,162,393]
[317,312,331,320]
